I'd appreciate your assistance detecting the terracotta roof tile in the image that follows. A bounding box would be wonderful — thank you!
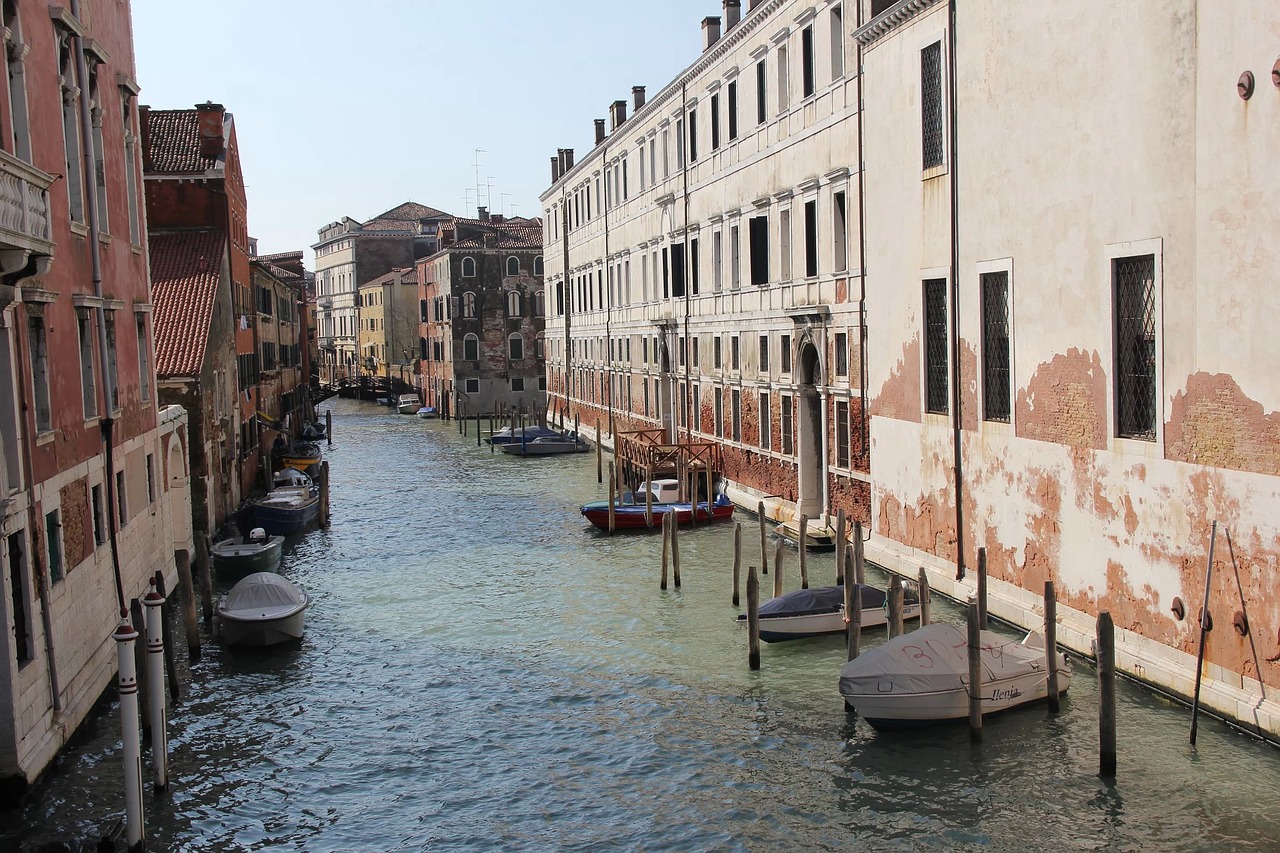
[366,201,452,225]
[145,110,221,174]
[149,230,226,377]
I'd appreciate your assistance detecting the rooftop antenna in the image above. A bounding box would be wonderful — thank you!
[500,192,511,217]
[473,149,486,212]
[486,176,496,211]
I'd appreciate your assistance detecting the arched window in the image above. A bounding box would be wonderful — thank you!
[507,291,522,317]
[461,256,476,277]
[533,255,544,276]
[463,333,479,361]
[506,256,519,276]
[508,333,524,361]
[533,291,546,318]
[535,332,546,360]
[463,292,476,318]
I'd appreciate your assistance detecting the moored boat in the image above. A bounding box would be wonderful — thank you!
[497,432,591,456]
[416,406,437,419]
[280,441,322,477]
[580,479,735,529]
[837,623,1073,729]
[734,583,921,642]
[218,572,309,647]
[774,517,838,551]
[397,394,420,414]
[486,424,563,446]
[253,472,320,535]
[210,528,284,580]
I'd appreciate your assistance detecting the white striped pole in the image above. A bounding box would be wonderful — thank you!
[143,581,169,790]
[114,616,146,849]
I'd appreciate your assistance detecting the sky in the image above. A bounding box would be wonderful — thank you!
[130,0,721,264]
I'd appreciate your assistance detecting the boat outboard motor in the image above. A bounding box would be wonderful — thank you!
[249,527,268,542]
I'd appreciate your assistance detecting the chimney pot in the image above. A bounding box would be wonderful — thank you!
[594,118,606,144]
[610,99,628,130]
[551,156,561,183]
[632,85,647,111]
[477,206,489,222]
[563,148,575,171]
[195,101,226,161]
[702,16,722,51]
[724,0,741,28]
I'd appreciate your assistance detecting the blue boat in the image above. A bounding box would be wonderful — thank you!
[253,471,320,535]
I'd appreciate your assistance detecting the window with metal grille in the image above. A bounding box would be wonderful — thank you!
[781,334,791,373]
[731,389,741,441]
[781,393,794,455]
[8,531,31,663]
[981,271,1011,422]
[835,332,848,377]
[921,42,943,170]
[1114,255,1157,440]
[759,335,769,374]
[759,392,771,449]
[924,278,949,414]
[835,401,850,467]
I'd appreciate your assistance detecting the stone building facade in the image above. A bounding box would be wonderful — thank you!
[0,0,191,796]
[417,214,546,416]
[542,0,1280,737]
[356,268,418,390]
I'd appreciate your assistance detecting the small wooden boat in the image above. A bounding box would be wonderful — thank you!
[497,433,591,456]
[486,424,563,446]
[218,572,308,647]
[735,583,920,642]
[397,394,420,414]
[301,421,326,440]
[211,528,284,580]
[416,406,438,419]
[774,517,838,551]
[253,472,320,535]
[280,441,321,477]
[837,623,1073,729]
[580,479,735,529]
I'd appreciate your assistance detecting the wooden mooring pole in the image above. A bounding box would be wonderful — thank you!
[196,534,214,625]
[660,512,670,591]
[968,598,983,741]
[175,548,200,661]
[596,418,603,484]
[318,461,331,528]
[798,515,809,590]
[918,568,931,626]
[773,541,784,599]
[732,523,742,606]
[887,578,904,638]
[1190,521,1218,746]
[607,462,616,534]
[475,413,481,446]
[671,510,682,588]
[758,501,769,575]
[1098,611,1117,777]
[834,509,846,584]
[1045,580,1059,713]
[747,565,761,670]
[977,546,989,630]
[325,408,332,446]
[853,520,866,586]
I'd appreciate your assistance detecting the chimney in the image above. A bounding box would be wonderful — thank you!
[749,0,763,9]
[702,16,721,51]
[610,99,627,130]
[195,101,226,161]
[551,155,561,183]
[724,0,741,28]
[632,85,646,111]
[594,118,606,145]
[477,206,489,222]
[138,104,153,171]
[563,148,575,171]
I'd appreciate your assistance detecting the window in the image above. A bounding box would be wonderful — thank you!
[804,199,818,277]
[781,334,792,374]
[507,291,522,317]
[781,394,794,455]
[462,257,477,277]
[692,384,701,433]
[7,531,32,663]
[88,71,108,230]
[731,389,742,441]
[730,224,741,288]
[749,215,769,286]
[670,244,685,298]
[508,334,524,361]
[46,510,62,582]
[105,311,118,410]
[714,336,722,369]
[779,208,791,280]
[115,470,128,528]
[830,5,845,80]
[463,333,479,361]
[463,292,477,318]
[146,453,157,503]
[91,483,106,545]
[1114,255,1157,440]
[835,401,850,467]
[4,5,31,162]
[78,310,96,418]
[710,94,720,150]
[756,59,767,124]
[731,335,740,370]
[533,256,543,276]
[759,335,769,374]
[777,45,790,112]
[690,238,700,295]
[535,332,546,359]
[506,256,519,276]
[58,38,85,223]
[727,81,739,140]
[759,392,771,449]
[465,378,479,394]
[511,377,525,392]
[534,291,545,317]
[713,231,723,292]
[921,42,944,170]
[27,314,50,431]
[801,26,815,98]
[833,192,848,272]
[676,118,685,168]
[622,157,628,199]
[835,332,848,377]
[714,389,724,436]
[924,278,949,414]
[981,271,1011,423]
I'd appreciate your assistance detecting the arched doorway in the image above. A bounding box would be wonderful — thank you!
[795,339,824,520]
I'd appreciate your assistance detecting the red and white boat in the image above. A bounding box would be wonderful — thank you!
[580,478,735,530]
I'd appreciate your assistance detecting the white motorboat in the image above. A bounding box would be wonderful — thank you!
[736,584,921,642]
[397,394,421,414]
[497,432,590,456]
[838,623,1072,729]
[218,572,309,647]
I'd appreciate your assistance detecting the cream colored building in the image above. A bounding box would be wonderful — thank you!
[543,0,1280,738]
[357,269,419,388]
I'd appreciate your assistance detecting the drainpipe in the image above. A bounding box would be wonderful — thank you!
[561,185,571,417]
[681,81,692,445]
[602,141,612,442]
[947,0,966,580]
[855,0,869,466]
[72,1,126,612]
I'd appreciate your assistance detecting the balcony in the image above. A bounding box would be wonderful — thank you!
[0,149,55,309]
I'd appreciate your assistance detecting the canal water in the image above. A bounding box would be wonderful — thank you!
[6,397,1280,851]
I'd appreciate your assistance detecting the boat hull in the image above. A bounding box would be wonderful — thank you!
[211,536,284,580]
[774,521,838,552]
[742,602,923,643]
[253,494,320,535]
[846,666,1073,730]
[498,439,589,455]
[581,500,734,529]
[219,608,306,647]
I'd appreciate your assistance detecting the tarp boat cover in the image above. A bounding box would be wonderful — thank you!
[221,572,307,620]
[838,623,1046,697]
